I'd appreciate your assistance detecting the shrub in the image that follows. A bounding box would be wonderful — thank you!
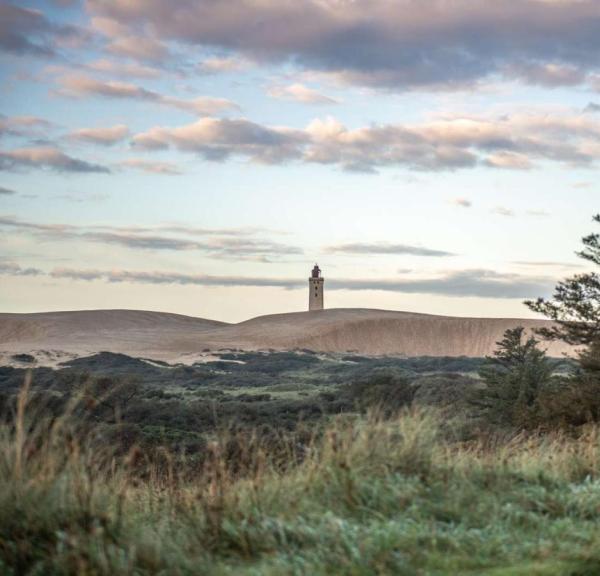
[471,327,556,428]
[536,377,600,427]
[345,371,416,415]
[10,354,35,364]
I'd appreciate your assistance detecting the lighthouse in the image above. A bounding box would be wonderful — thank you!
[308,264,324,311]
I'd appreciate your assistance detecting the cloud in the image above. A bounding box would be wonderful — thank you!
[73,234,302,261]
[452,197,472,208]
[526,209,550,217]
[41,265,554,299]
[53,192,109,203]
[484,151,532,170]
[0,215,266,237]
[77,232,212,251]
[68,124,129,145]
[512,260,583,269]
[132,109,600,173]
[492,206,515,217]
[90,15,170,63]
[50,268,106,281]
[268,83,338,105]
[326,242,454,257]
[0,260,43,276]
[204,238,303,261]
[585,102,600,113]
[89,16,129,38]
[0,186,16,195]
[509,62,586,87]
[327,269,555,299]
[106,35,168,63]
[87,0,600,91]
[0,115,53,138]
[0,215,73,233]
[197,56,250,74]
[0,215,302,261]
[0,146,109,173]
[163,96,240,116]
[56,74,157,99]
[0,2,81,57]
[120,158,181,175]
[132,118,306,163]
[86,59,161,78]
[55,74,239,116]
[49,267,304,288]
[588,75,600,92]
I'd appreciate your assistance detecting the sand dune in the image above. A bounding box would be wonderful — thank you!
[0,308,573,365]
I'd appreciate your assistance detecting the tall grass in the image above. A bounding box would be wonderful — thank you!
[3,386,600,575]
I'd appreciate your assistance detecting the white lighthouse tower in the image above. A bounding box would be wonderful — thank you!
[308,264,324,311]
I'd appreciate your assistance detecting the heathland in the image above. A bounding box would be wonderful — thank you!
[1,346,600,575]
[1,215,599,575]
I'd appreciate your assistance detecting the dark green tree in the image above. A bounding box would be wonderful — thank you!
[473,327,554,427]
[579,340,600,372]
[525,214,600,346]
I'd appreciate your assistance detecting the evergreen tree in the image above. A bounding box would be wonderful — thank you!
[525,214,600,346]
[577,339,600,376]
[473,327,554,427]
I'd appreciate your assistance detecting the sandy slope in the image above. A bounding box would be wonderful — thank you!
[0,310,226,365]
[0,308,573,365]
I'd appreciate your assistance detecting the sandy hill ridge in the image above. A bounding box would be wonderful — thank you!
[0,308,573,365]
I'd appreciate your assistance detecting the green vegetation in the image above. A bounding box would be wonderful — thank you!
[0,352,487,456]
[0,340,598,575]
[471,326,557,428]
[4,391,600,576]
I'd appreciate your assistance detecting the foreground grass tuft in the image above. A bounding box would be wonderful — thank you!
[2,386,600,575]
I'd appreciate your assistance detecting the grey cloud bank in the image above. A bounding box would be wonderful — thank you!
[327,243,454,257]
[0,216,269,238]
[0,215,303,262]
[0,2,83,57]
[327,270,554,299]
[0,266,553,299]
[50,268,303,289]
[87,0,600,91]
[0,260,43,276]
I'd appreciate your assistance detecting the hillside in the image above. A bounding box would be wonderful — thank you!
[0,308,573,364]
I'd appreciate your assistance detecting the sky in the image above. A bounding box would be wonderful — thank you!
[0,0,599,322]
